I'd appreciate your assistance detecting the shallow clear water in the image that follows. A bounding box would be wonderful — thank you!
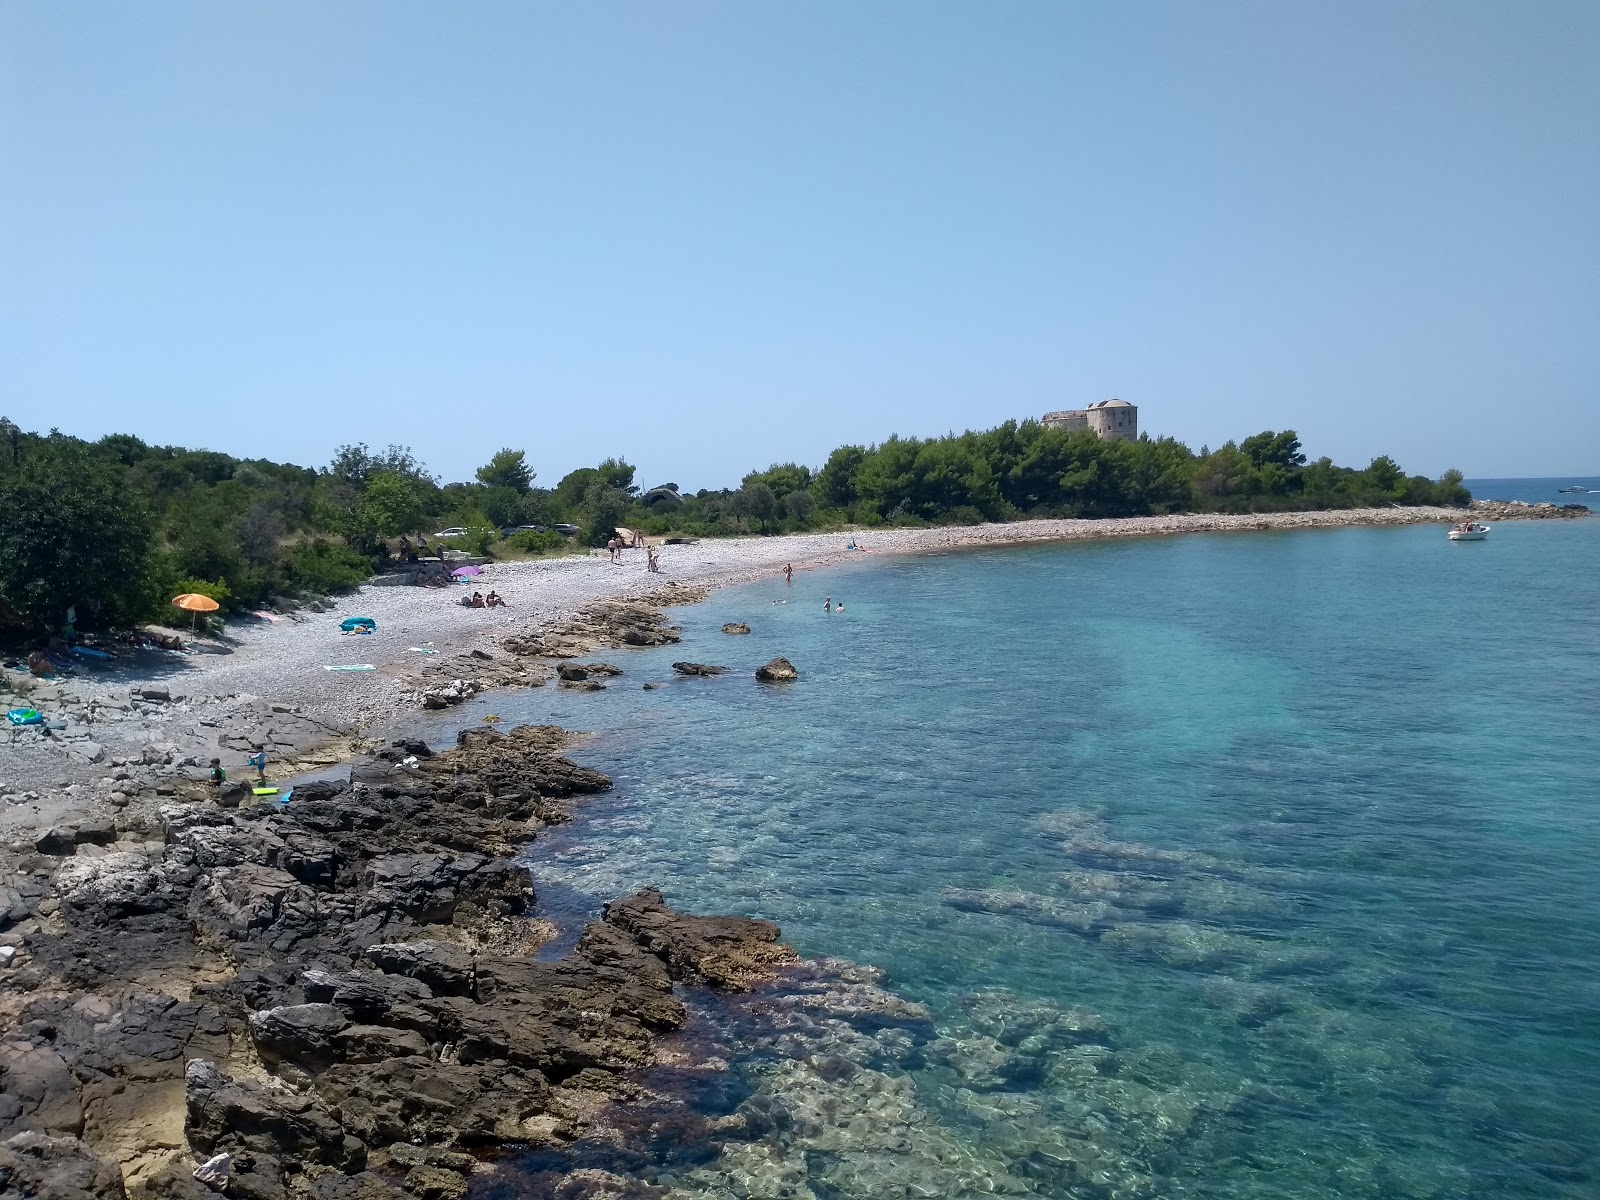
[425,516,1600,1198]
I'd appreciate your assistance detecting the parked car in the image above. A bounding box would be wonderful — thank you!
[552,523,580,537]
[434,527,468,539]
[500,524,546,537]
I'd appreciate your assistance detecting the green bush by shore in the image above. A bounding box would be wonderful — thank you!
[0,415,1468,633]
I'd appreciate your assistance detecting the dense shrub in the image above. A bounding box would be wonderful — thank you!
[505,529,567,554]
[284,540,372,593]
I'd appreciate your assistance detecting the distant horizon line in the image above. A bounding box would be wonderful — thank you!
[0,411,1591,490]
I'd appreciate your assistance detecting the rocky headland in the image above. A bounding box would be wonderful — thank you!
[0,723,796,1200]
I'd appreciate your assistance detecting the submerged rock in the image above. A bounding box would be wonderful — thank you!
[721,623,750,635]
[671,662,727,677]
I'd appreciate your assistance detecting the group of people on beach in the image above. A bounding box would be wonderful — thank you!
[605,535,662,573]
[458,590,507,609]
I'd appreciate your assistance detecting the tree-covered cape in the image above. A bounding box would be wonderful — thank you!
[0,416,1467,632]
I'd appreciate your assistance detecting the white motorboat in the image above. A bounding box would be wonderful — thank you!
[1447,521,1490,541]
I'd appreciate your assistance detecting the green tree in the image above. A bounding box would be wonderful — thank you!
[814,445,866,508]
[360,471,426,541]
[476,448,534,493]
[480,486,524,528]
[582,481,630,546]
[783,489,815,525]
[733,481,778,532]
[1363,455,1406,500]
[0,446,155,629]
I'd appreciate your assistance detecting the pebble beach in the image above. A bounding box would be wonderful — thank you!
[0,501,1579,829]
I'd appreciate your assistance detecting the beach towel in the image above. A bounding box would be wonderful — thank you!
[323,665,376,672]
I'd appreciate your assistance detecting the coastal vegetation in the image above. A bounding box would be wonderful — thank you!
[0,414,1469,631]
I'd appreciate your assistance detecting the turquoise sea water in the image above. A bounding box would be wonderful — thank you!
[436,516,1599,1198]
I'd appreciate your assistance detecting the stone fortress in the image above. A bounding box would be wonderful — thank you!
[1041,399,1138,441]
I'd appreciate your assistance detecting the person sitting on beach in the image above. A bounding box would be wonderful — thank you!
[208,759,226,788]
[471,591,486,608]
[485,590,507,607]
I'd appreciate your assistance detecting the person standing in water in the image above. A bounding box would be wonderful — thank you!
[784,563,792,584]
[823,597,832,613]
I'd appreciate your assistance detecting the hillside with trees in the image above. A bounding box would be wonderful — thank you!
[0,415,1469,634]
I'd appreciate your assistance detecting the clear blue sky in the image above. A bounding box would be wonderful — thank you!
[3,2,1596,488]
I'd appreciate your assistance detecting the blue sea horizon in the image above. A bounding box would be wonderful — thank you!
[412,507,1598,1199]
[1466,475,1600,509]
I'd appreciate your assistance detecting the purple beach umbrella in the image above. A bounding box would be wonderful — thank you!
[451,565,482,578]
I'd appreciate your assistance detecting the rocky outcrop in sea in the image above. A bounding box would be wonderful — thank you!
[0,725,795,1200]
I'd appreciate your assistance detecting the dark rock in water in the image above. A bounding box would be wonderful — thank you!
[721,623,751,635]
[755,657,798,682]
[671,662,727,677]
[557,662,621,682]
[558,679,605,692]
[34,828,76,856]
[600,886,796,990]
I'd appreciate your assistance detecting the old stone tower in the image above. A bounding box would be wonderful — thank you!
[1041,399,1138,441]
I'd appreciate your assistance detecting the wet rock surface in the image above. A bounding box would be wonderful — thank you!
[754,658,797,683]
[0,724,794,1200]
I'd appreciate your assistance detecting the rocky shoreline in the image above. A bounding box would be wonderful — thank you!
[0,723,798,1200]
[3,499,1592,1199]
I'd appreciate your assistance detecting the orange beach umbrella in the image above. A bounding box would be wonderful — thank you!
[172,593,220,629]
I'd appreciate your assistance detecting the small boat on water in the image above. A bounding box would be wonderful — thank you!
[1448,521,1490,541]
[1558,485,1587,493]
